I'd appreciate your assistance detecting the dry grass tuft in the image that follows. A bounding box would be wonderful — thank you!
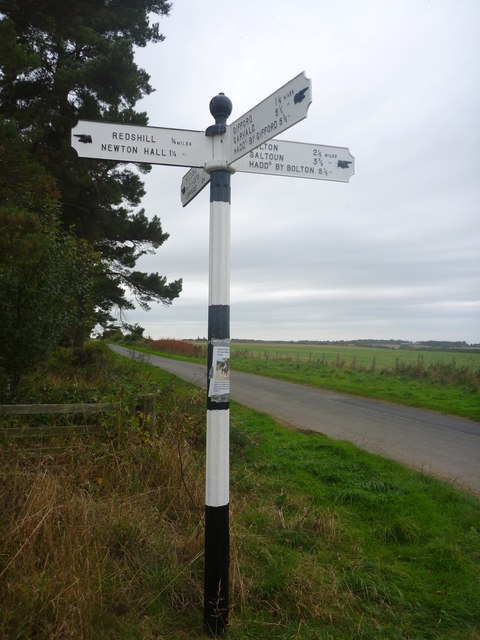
[0,371,207,638]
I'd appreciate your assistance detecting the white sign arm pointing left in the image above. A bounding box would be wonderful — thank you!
[71,120,210,168]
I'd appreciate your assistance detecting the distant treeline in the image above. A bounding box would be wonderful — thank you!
[230,339,480,352]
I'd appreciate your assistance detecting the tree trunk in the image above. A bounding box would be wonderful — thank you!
[73,323,86,349]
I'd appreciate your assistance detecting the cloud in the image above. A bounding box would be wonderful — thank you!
[122,0,480,343]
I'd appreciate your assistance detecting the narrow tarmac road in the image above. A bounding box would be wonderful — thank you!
[110,345,480,494]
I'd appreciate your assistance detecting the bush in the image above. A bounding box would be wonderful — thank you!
[150,339,205,358]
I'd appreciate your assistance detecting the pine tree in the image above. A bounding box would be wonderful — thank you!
[0,1,181,343]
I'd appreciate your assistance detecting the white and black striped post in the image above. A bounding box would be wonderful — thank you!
[204,93,233,636]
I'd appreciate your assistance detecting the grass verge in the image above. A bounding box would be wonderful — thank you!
[229,404,480,638]
[1,343,479,639]
[230,356,480,421]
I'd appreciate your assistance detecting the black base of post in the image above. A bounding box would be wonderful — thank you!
[204,504,229,635]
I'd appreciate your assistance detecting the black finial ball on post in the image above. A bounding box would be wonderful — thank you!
[210,93,233,124]
[206,93,232,136]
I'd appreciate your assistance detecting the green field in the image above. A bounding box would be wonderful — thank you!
[229,342,480,371]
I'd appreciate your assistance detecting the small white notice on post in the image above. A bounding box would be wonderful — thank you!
[71,120,211,168]
[208,345,230,400]
[228,72,312,164]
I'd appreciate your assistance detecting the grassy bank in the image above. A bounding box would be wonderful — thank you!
[1,343,479,638]
[229,356,480,420]
[230,404,480,639]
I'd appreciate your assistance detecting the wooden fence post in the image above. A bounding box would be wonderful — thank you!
[138,394,157,433]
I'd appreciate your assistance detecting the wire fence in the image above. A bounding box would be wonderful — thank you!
[229,347,480,373]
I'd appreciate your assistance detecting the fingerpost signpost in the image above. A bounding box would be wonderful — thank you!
[71,71,354,636]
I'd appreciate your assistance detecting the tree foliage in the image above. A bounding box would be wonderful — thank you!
[0,120,100,394]
[0,0,181,339]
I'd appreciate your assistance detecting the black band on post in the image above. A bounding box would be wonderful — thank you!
[210,170,231,204]
[204,504,229,635]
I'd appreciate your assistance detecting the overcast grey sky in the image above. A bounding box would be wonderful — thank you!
[125,0,479,343]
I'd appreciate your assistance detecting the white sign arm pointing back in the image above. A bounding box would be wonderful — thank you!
[227,71,312,164]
